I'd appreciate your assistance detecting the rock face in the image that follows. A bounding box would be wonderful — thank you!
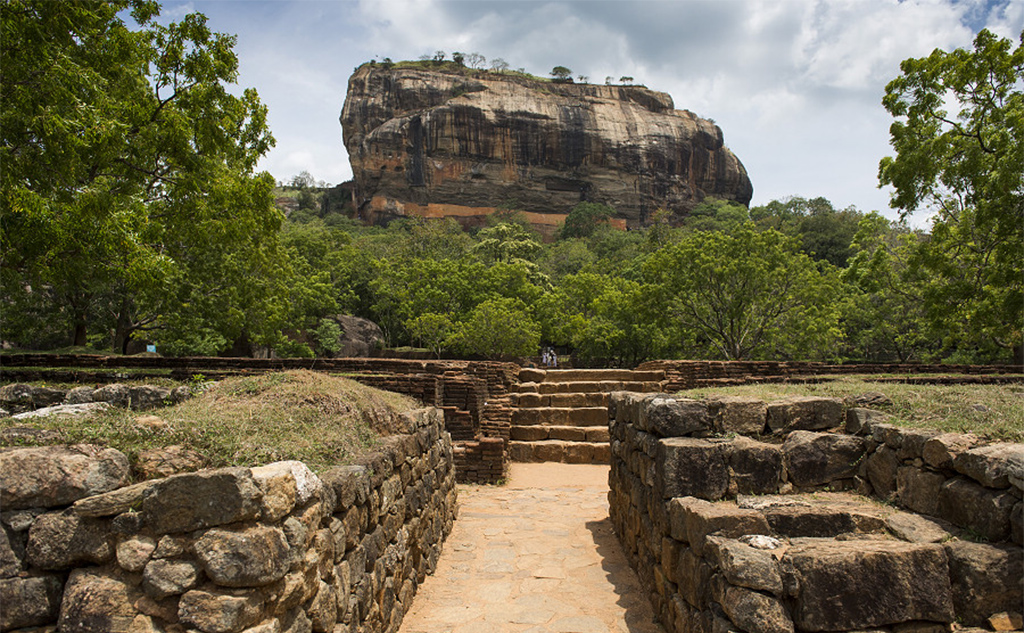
[341,65,753,234]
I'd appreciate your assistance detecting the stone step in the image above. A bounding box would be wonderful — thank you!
[517,380,663,394]
[512,392,610,408]
[539,369,666,382]
[510,425,611,443]
[509,440,611,464]
[511,407,609,427]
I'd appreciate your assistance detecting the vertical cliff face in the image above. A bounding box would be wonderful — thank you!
[341,65,753,232]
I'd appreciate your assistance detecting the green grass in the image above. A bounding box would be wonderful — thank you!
[681,376,1024,441]
[0,370,420,476]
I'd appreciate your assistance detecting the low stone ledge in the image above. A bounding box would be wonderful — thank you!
[609,391,1023,633]
[0,405,457,633]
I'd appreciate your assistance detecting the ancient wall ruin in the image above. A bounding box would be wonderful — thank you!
[0,407,456,633]
[608,392,1023,633]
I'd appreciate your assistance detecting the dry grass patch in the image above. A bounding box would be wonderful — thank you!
[681,376,1024,442]
[0,370,419,474]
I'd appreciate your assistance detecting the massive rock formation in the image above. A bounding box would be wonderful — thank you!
[341,64,753,234]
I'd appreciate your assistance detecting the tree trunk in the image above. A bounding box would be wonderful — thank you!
[73,320,88,347]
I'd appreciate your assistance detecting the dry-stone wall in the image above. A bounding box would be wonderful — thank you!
[608,392,1023,633]
[0,407,456,633]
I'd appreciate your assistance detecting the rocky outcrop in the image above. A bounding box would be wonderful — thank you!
[341,65,752,233]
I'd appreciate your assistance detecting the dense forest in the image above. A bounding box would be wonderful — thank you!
[2,2,1021,365]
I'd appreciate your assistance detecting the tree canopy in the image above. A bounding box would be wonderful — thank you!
[1,0,280,353]
[879,28,1023,361]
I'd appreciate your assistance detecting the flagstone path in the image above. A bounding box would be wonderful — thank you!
[399,463,665,633]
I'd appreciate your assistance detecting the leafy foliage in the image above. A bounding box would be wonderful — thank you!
[879,29,1023,361]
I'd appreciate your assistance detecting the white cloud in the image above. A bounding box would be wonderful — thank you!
[170,0,1019,218]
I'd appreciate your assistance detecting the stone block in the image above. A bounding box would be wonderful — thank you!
[938,477,1015,542]
[58,567,143,633]
[704,535,783,596]
[885,512,955,543]
[953,443,1023,489]
[866,445,900,498]
[26,510,113,569]
[785,539,954,631]
[923,433,978,470]
[668,497,770,554]
[0,444,130,510]
[944,540,1024,627]
[656,438,731,500]
[728,436,782,495]
[676,546,712,608]
[767,396,843,433]
[763,501,887,538]
[783,431,867,487]
[641,396,711,437]
[143,558,201,599]
[896,428,940,461]
[707,396,767,436]
[586,427,610,442]
[0,574,63,630]
[142,467,262,534]
[194,525,290,587]
[547,426,587,441]
[716,582,794,633]
[116,535,156,572]
[510,426,548,441]
[518,368,546,383]
[896,466,946,516]
[178,588,264,633]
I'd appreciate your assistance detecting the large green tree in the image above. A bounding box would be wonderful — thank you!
[1,0,278,353]
[878,29,1023,362]
[644,225,842,360]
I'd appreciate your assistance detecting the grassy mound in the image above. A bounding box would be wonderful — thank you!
[681,376,1023,441]
[0,370,419,474]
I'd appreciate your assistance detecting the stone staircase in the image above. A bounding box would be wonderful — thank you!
[508,368,666,463]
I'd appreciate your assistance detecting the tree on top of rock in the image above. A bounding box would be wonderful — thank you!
[550,66,573,82]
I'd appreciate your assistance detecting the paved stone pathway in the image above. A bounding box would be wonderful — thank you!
[399,463,664,633]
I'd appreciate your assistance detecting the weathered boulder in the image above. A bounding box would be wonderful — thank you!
[896,466,946,516]
[668,497,770,555]
[141,467,262,533]
[640,396,710,438]
[11,401,111,420]
[323,314,384,357]
[784,539,954,630]
[0,444,130,510]
[727,436,782,496]
[0,573,63,630]
[128,385,172,410]
[341,65,752,234]
[93,383,131,407]
[704,536,783,596]
[866,445,900,498]
[178,587,264,633]
[58,567,143,633]
[143,557,202,598]
[844,407,891,435]
[944,540,1024,627]
[134,445,209,480]
[783,431,867,487]
[194,525,291,587]
[0,383,65,411]
[26,509,114,569]
[715,581,794,633]
[938,477,1015,542]
[706,395,767,436]
[655,437,730,500]
[923,433,978,470]
[767,397,844,433]
[953,443,1023,489]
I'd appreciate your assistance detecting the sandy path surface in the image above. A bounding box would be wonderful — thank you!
[398,463,664,633]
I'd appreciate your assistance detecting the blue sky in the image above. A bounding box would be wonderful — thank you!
[162,0,1022,221]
